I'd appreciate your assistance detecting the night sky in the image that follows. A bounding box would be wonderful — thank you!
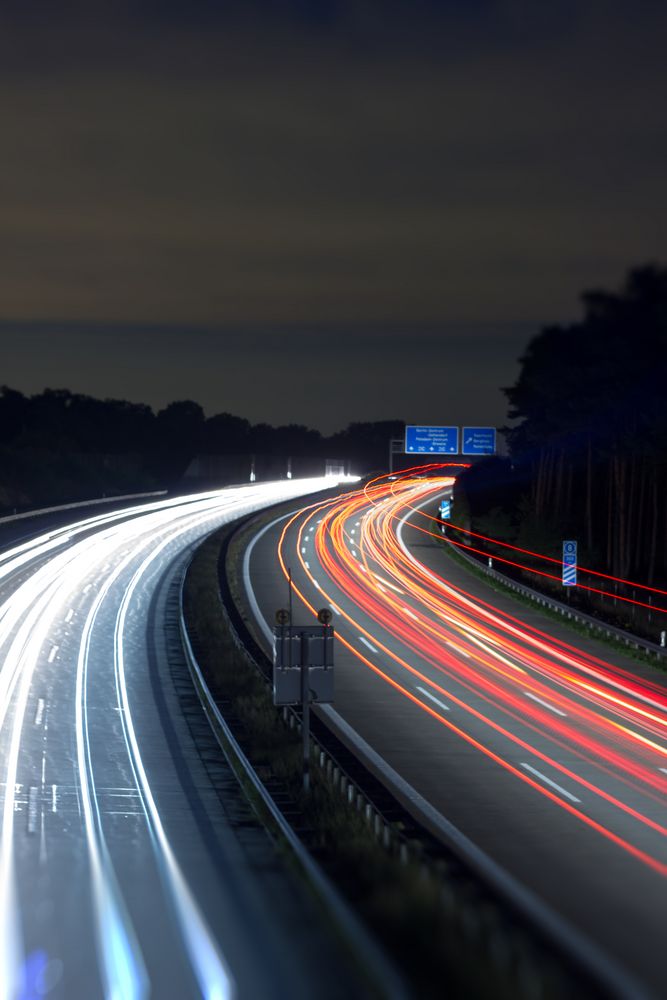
[1,1,665,433]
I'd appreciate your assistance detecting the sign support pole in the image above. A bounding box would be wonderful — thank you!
[273,607,334,795]
[301,642,310,793]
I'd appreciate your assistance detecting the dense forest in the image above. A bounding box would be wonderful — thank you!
[453,265,667,595]
[0,386,403,511]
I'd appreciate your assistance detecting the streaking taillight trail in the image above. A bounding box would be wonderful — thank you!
[277,470,667,877]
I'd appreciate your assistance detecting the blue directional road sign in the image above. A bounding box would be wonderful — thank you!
[405,425,459,455]
[439,499,452,519]
[562,540,577,586]
[462,427,496,456]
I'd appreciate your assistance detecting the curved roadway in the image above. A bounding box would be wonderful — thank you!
[244,472,667,998]
[0,480,362,1000]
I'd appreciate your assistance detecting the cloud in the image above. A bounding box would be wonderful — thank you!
[0,0,663,328]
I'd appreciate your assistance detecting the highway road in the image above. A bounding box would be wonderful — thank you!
[0,480,364,1000]
[244,471,667,998]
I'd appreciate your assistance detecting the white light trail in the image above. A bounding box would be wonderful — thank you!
[0,479,332,997]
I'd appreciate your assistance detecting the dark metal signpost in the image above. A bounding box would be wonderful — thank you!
[272,607,334,792]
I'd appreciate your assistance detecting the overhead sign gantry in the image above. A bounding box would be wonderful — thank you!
[404,425,459,455]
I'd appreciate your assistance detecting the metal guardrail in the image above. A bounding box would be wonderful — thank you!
[447,540,667,662]
[0,490,167,525]
[177,561,409,1000]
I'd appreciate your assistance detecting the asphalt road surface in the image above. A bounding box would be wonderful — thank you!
[244,472,667,998]
[0,480,366,1000]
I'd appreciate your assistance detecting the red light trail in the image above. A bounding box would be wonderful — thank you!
[277,471,667,877]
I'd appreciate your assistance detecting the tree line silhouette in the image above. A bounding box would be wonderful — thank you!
[454,264,667,592]
[0,385,404,511]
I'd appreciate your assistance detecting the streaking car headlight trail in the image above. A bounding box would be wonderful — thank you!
[0,478,335,1000]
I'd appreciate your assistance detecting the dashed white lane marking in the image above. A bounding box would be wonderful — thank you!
[47,645,58,663]
[64,608,74,623]
[659,767,667,775]
[351,550,358,558]
[313,579,320,590]
[401,607,419,620]
[524,692,567,717]
[521,763,581,803]
[34,699,45,726]
[304,561,310,569]
[358,636,378,653]
[330,604,342,615]
[40,812,47,865]
[83,583,91,594]
[301,547,306,554]
[51,785,58,813]
[416,686,450,712]
[28,787,39,833]
[372,574,404,594]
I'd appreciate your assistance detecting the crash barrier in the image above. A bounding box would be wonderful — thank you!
[0,490,167,524]
[178,562,409,1000]
[449,541,666,663]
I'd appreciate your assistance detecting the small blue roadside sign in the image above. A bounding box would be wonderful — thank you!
[439,499,452,519]
[462,427,496,456]
[405,425,459,454]
[562,540,577,586]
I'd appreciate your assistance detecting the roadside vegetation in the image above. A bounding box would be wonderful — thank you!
[445,264,667,646]
[0,385,403,511]
[434,518,667,671]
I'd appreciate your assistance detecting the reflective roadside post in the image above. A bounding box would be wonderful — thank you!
[273,606,334,793]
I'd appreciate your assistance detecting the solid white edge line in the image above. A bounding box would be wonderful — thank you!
[242,513,295,647]
[520,763,581,803]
